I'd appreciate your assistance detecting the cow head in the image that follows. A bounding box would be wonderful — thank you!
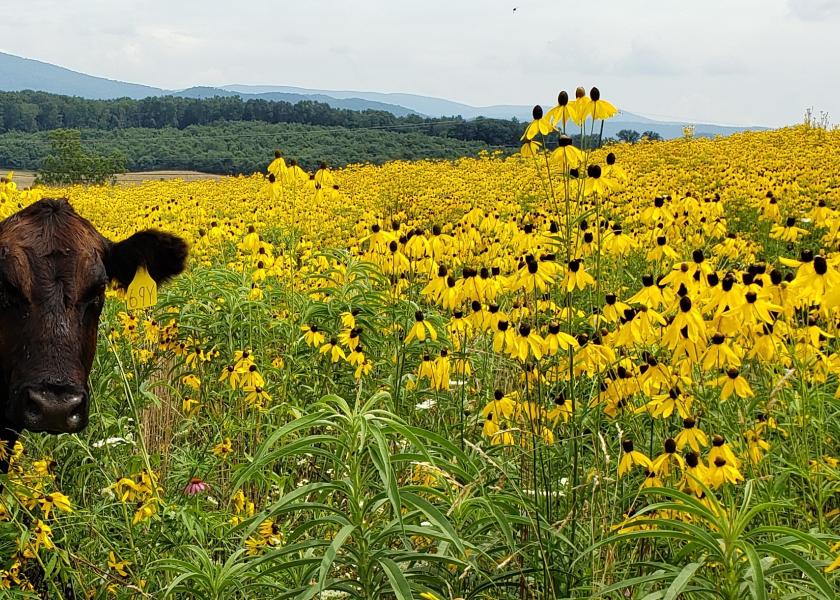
[0,198,187,437]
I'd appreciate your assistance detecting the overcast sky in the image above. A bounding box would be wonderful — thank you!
[1,0,838,127]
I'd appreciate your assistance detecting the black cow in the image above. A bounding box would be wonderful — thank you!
[0,198,187,469]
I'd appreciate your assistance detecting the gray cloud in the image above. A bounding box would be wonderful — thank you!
[0,0,837,127]
[611,42,681,77]
[789,0,840,20]
[702,58,750,77]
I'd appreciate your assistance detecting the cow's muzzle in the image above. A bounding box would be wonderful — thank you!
[22,386,88,433]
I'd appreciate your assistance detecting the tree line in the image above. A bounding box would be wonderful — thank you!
[0,122,492,177]
[0,90,522,146]
[0,91,644,180]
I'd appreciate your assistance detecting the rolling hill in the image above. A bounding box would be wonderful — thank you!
[220,84,766,138]
[0,50,766,139]
[0,51,163,99]
[173,86,419,116]
[0,52,419,117]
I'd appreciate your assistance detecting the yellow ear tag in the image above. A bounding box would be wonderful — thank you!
[126,266,157,310]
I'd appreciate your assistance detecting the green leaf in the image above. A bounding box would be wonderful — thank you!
[663,561,703,600]
[369,423,402,521]
[317,524,356,592]
[757,543,836,599]
[594,568,680,596]
[379,557,414,600]
[742,544,768,600]
[749,526,834,553]
[481,497,516,550]
[401,491,465,555]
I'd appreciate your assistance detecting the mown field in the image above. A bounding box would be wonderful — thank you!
[5,170,221,189]
[0,109,838,598]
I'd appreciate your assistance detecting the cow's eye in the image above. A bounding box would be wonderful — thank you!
[0,278,24,308]
[82,283,107,305]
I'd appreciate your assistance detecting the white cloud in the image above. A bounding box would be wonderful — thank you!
[137,27,205,50]
[0,0,837,127]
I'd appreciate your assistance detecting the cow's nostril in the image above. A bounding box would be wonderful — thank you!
[66,411,82,430]
[64,394,85,430]
[25,400,42,421]
[25,389,47,422]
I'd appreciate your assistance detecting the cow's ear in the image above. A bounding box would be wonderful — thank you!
[105,230,188,288]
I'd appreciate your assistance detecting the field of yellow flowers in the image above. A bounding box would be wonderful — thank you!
[0,91,839,598]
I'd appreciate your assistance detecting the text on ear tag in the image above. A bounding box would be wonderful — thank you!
[126,266,157,310]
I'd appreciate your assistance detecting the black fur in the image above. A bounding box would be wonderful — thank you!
[106,230,189,287]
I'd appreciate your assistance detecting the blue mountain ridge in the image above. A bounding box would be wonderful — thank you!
[0,51,767,139]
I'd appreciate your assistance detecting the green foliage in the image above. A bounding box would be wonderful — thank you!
[37,129,126,185]
[0,122,496,175]
[0,90,426,133]
[0,90,528,174]
[0,90,525,174]
[221,392,469,600]
[0,90,521,146]
[594,484,836,599]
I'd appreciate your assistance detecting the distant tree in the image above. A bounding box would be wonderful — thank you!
[37,129,126,185]
[616,129,642,144]
[641,130,663,141]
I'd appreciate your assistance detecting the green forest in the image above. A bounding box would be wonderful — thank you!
[0,122,496,175]
[0,90,527,174]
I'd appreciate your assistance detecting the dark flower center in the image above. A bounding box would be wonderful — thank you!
[814,256,827,275]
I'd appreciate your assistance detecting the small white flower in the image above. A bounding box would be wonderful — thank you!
[92,436,135,448]
[415,399,436,410]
